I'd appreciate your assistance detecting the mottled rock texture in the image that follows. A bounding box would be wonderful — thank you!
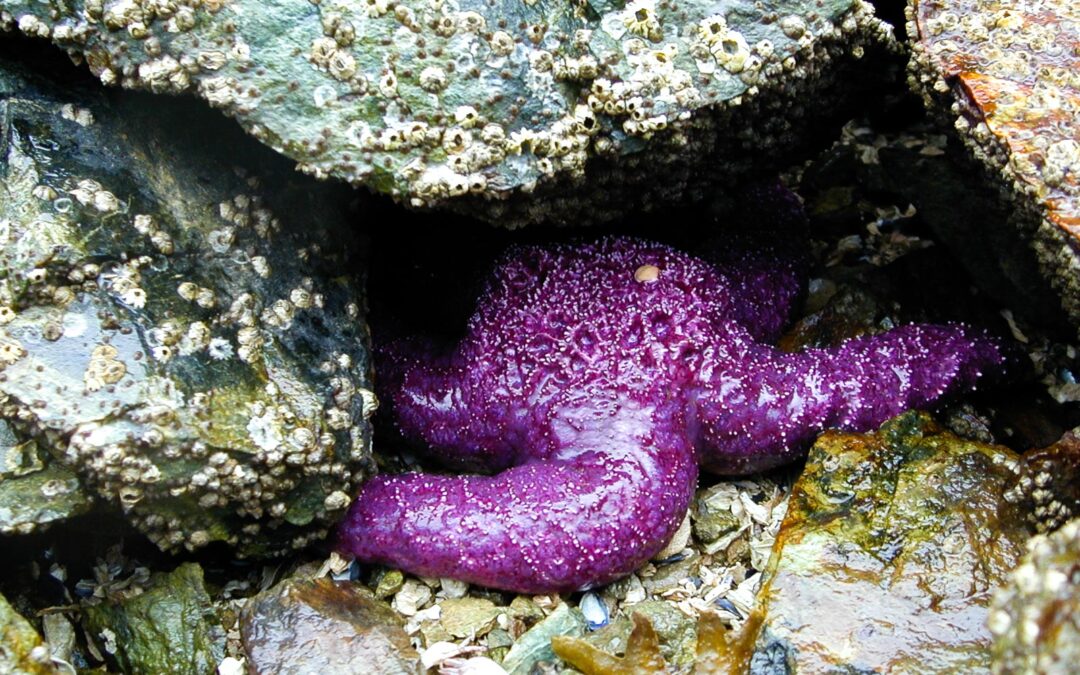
[0,44,374,555]
[82,563,225,675]
[240,577,421,675]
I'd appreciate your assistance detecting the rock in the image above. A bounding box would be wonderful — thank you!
[1,0,895,225]
[691,483,743,554]
[82,563,226,675]
[877,140,1065,329]
[374,569,406,601]
[0,420,93,535]
[0,43,374,556]
[392,579,433,617]
[506,596,544,626]
[641,552,701,597]
[749,412,1032,672]
[630,601,697,669]
[583,616,634,655]
[553,611,759,674]
[777,284,889,351]
[1004,428,1080,534]
[0,592,58,675]
[438,598,501,640]
[39,613,76,668]
[501,602,585,675]
[908,0,1080,336]
[240,577,421,675]
[989,517,1080,675]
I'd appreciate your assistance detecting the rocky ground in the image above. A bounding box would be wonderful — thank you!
[1,0,1078,673]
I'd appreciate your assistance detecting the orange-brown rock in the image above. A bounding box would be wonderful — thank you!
[908,0,1080,333]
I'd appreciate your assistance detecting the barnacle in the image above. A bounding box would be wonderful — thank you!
[989,517,1080,673]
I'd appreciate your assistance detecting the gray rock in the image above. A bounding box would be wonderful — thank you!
[0,591,59,675]
[502,602,585,675]
[908,0,1080,337]
[0,45,374,556]
[0,419,94,535]
[1,0,894,225]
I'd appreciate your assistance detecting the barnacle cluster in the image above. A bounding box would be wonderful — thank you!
[0,50,375,555]
[1,0,894,225]
[1004,428,1080,534]
[989,517,1080,674]
[907,0,1080,336]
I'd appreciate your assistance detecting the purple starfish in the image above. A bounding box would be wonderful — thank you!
[339,189,1012,594]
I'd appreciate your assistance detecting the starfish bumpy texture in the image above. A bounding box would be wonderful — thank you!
[339,189,1012,593]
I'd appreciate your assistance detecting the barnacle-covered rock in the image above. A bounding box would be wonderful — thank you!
[749,412,1032,672]
[0,420,94,535]
[1,0,894,225]
[1004,428,1080,534]
[0,44,374,556]
[907,0,1080,334]
[988,517,1080,675]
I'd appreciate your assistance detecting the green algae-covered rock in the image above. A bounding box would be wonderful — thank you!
[0,45,374,556]
[1,0,892,225]
[1,592,58,675]
[749,412,1031,673]
[0,419,94,535]
[989,517,1080,675]
[240,577,421,675]
[83,562,225,675]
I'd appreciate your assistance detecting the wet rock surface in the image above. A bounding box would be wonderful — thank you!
[989,516,1080,675]
[501,602,586,675]
[2,0,895,225]
[82,562,226,675]
[749,412,1032,673]
[0,591,58,675]
[908,0,1080,335]
[0,420,94,535]
[240,577,421,675]
[0,42,374,555]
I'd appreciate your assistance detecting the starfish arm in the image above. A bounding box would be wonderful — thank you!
[701,182,809,340]
[377,338,520,472]
[696,324,1013,474]
[338,413,698,594]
